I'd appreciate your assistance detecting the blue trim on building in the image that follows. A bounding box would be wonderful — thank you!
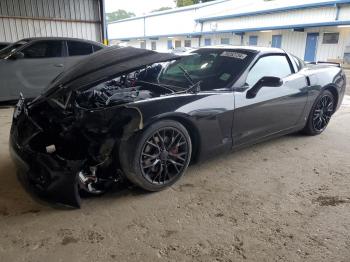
[196,0,350,22]
[109,20,350,41]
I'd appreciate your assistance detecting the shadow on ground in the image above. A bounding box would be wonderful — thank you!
[0,131,308,216]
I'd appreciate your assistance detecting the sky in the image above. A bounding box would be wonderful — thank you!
[105,0,176,16]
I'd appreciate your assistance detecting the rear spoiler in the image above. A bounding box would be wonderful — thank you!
[307,61,341,67]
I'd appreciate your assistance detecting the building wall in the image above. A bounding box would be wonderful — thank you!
[0,0,102,43]
[121,27,350,63]
[109,0,350,62]
[200,6,339,33]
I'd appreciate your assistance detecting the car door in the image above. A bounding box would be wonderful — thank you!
[1,40,66,99]
[232,54,308,148]
[63,40,94,69]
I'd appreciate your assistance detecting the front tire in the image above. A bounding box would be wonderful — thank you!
[120,120,192,191]
[303,90,335,135]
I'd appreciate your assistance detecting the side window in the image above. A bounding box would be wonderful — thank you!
[22,41,63,58]
[67,41,93,56]
[246,55,292,87]
[92,45,103,52]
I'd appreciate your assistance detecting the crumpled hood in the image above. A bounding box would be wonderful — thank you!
[42,46,180,98]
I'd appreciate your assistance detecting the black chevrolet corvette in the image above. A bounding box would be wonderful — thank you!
[10,46,346,207]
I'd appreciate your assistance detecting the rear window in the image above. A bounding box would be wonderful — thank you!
[67,41,93,56]
[22,41,63,58]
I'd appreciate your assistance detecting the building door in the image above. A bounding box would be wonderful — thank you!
[304,33,319,62]
[175,40,181,48]
[167,40,173,49]
[249,36,258,46]
[271,35,282,48]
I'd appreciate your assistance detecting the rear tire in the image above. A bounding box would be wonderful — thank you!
[119,120,192,191]
[302,90,335,135]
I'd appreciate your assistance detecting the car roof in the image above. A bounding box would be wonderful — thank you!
[20,37,105,47]
[198,45,285,54]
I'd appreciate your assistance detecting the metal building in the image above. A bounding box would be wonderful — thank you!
[108,0,350,65]
[0,0,107,43]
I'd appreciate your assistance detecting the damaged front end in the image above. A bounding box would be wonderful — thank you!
[10,93,143,207]
[9,47,180,207]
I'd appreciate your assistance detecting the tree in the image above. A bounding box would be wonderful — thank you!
[175,0,214,7]
[151,7,173,12]
[106,9,136,23]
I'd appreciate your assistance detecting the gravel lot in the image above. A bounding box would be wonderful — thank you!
[0,86,349,261]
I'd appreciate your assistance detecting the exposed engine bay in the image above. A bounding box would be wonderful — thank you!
[75,65,175,109]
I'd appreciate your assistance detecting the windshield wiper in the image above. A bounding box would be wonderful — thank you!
[177,65,201,94]
[178,65,195,86]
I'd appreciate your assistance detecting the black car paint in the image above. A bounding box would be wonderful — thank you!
[9,46,346,208]
[0,42,10,50]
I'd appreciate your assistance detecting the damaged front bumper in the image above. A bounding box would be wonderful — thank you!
[9,99,84,208]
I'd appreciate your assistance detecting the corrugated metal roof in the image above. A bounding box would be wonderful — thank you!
[0,0,102,42]
[196,0,350,22]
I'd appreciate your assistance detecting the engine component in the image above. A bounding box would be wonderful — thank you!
[78,167,103,194]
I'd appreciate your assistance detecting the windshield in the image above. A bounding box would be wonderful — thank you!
[155,49,256,90]
[0,40,29,58]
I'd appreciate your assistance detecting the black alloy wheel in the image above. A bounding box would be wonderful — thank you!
[303,90,335,135]
[312,93,334,132]
[120,120,192,191]
[140,127,189,185]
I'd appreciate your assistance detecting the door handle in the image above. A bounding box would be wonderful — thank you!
[54,64,64,68]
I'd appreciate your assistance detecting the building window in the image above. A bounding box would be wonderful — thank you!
[184,39,191,47]
[249,36,258,46]
[151,41,157,50]
[221,38,230,45]
[175,40,181,48]
[140,40,146,49]
[271,35,282,48]
[167,40,173,49]
[204,38,211,46]
[322,32,339,44]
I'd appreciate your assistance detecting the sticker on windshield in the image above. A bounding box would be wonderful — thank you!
[219,73,231,81]
[220,51,247,59]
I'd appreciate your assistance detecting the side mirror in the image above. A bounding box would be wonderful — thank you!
[9,51,24,60]
[246,76,282,99]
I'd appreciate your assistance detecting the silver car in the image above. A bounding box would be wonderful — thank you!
[0,37,105,101]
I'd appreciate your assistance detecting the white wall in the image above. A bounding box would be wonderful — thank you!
[108,0,350,62]
[117,27,350,62]
[200,7,338,33]
[316,27,350,60]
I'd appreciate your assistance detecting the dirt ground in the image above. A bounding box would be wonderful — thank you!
[0,93,350,261]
